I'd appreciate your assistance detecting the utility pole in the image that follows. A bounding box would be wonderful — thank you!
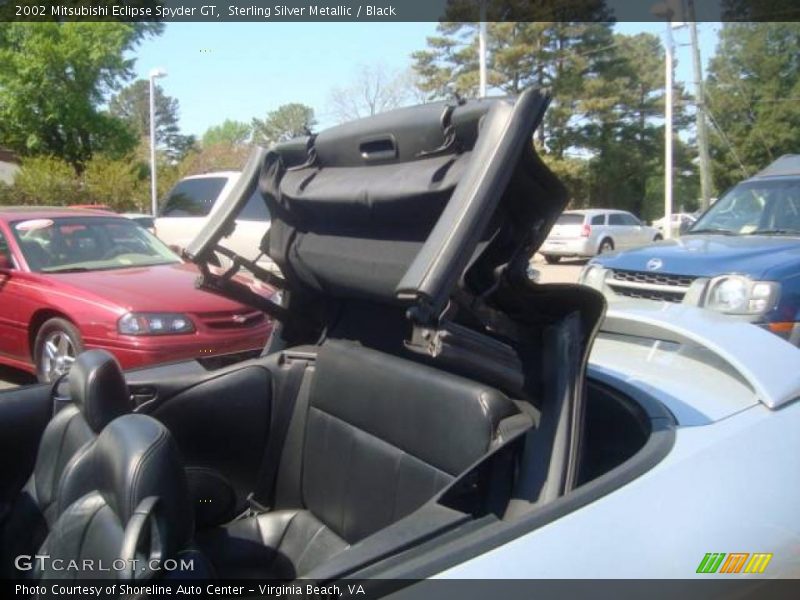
[687,1,713,211]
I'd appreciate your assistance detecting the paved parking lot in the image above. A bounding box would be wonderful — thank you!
[529,254,586,284]
[0,366,35,391]
[0,255,586,391]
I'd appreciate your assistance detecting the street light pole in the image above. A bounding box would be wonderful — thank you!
[148,68,167,217]
[478,1,487,98]
[664,21,674,239]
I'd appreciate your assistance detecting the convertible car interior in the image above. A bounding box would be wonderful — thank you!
[0,89,671,587]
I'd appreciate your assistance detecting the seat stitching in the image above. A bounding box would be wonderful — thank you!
[390,451,403,523]
[478,391,494,448]
[73,496,104,565]
[258,510,297,572]
[46,412,78,506]
[293,521,329,570]
[271,510,298,550]
[128,428,167,518]
[55,440,95,516]
[339,417,356,538]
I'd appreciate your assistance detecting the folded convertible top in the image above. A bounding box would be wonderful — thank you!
[264,89,565,317]
[186,88,567,325]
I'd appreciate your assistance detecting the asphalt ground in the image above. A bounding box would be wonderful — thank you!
[0,254,586,391]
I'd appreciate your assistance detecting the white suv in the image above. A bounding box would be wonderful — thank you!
[540,209,662,264]
[155,172,275,270]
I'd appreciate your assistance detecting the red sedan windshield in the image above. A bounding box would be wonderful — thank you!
[11,216,180,273]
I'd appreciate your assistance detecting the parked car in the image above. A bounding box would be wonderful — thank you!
[2,91,798,586]
[581,154,800,345]
[121,212,156,234]
[155,171,277,271]
[540,209,662,264]
[68,203,112,212]
[651,212,697,236]
[0,207,273,382]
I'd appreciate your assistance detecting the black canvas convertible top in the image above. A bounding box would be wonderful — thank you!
[186,88,567,327]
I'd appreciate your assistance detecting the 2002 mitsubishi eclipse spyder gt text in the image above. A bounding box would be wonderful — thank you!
[0,89,797,592]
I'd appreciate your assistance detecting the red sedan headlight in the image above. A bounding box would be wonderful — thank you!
[118,313,196,335]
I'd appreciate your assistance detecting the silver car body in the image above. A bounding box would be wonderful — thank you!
[155,172,279,272]
[652,212,697,236]
[431,303,800,578]
[541,209,661,260]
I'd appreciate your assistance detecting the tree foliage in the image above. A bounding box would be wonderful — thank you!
[177,143,251,177]
[412,22,699,218]
[252,103,316,147]
[705,22,800,191]
[0,22,162,173]
[0,153,148,211]
[202,120,253,148]
[109,78,196,162]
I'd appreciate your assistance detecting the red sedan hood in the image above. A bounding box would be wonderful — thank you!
[47,262,256,313]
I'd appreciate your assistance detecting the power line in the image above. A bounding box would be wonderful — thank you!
[703,104,750,179]
[727,75,775,162]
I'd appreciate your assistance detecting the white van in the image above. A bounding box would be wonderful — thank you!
[155,172,276,270]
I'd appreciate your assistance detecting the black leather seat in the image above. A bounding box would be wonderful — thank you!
[197,340,519,579]
[34,413,193,581]
[0,350,130,576]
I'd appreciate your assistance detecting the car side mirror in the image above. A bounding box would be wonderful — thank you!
[0,254,11,270]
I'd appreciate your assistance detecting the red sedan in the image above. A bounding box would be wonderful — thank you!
[0,207,273,382]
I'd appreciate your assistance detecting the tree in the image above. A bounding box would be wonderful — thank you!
[109,79,196,162]
[411,22,481,100]
[4,156,84,206]
[202,120,252,148]
[580,33,695,217]
[705,23,800,190]
[0,22,162,173]
[82,154,146,212]
[177,143,251,178]
[252,103,316,146]
[411,20,616,153]
[328,65,425,122]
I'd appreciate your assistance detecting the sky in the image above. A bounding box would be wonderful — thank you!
[130,22,720,138]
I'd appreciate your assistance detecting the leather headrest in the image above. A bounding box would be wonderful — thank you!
[59,414,193,556]
[68,349,130,433]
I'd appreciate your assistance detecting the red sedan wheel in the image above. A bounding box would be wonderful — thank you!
[34,318,84,383]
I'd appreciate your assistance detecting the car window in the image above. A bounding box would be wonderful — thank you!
[132,216,155,229]
[591,214,605,225]
[11,217,179,273]
[556,214,584,225]
[621,213,641,226]
[0,230,13,268]
[239,190,271,222]
[608,213,625,226]
[691,179,800,234]
[160,177,229,217]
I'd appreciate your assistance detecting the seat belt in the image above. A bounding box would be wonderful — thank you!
[246,353,311,513]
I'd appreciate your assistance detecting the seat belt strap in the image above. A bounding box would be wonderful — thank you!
[248,354,310,511]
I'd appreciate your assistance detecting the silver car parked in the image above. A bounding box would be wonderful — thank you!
[540,209,662,264]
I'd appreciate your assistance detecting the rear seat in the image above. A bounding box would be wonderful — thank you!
[196,340,521,579]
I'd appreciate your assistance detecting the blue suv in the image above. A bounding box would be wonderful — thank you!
[581,155,800,345]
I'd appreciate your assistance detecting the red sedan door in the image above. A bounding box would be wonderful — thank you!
[0,229,26,365]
